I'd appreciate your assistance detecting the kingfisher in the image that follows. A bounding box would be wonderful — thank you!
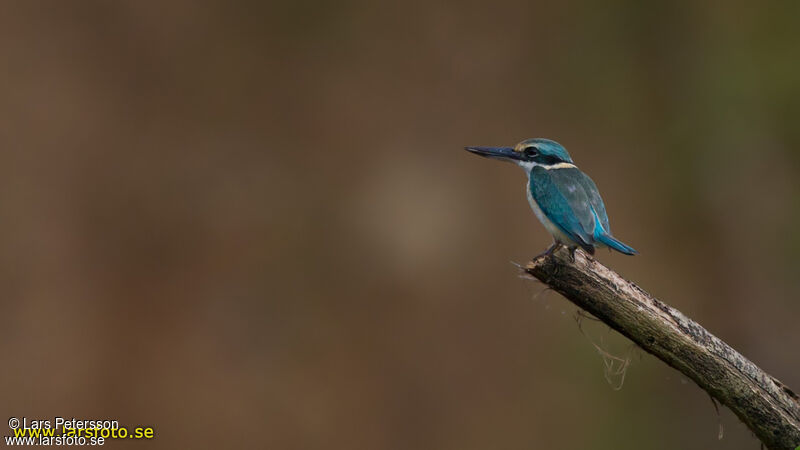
[466,138,637,258]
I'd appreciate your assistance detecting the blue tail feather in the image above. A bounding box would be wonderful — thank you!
[596,233,638,255]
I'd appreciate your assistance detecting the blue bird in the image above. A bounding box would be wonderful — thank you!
[466,138,637,258]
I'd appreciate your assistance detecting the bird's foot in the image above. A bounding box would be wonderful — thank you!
[568,246,577,263]
[536,243,561,260]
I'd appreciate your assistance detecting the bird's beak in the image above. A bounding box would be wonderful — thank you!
[464,146,520,162]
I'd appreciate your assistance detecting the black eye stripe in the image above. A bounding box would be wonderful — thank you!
[534,154,563,165]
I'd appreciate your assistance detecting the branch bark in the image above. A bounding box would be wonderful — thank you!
[524,247,800,450]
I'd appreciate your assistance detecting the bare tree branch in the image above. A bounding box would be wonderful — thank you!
[524,247,800,450]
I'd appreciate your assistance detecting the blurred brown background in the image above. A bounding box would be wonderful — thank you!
[1,1,798,449]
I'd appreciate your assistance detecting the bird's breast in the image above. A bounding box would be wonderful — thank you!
[525,178,572,243]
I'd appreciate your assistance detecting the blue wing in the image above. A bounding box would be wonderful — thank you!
[573,169,610,234]
[529,166,608,253]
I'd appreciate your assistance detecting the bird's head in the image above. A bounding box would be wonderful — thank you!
[465,138,574,172]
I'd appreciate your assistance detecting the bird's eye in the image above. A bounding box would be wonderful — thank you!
[524,147,538,157]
